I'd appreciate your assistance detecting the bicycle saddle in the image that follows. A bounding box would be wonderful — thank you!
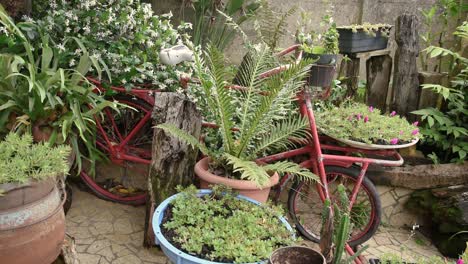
[159,45,194,65]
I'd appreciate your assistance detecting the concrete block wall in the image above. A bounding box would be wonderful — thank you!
[149,0,439,63]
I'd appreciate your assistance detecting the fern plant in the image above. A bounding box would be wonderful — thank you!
[158,44,318,187]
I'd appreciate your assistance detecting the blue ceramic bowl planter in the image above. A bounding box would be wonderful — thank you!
[152,189,294,264]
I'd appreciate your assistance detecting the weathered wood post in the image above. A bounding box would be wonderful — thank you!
[391,13,420,121]
[143,92,202,247]
[366,54,392,112]
[0,0,31,19]
[339,57,360,98]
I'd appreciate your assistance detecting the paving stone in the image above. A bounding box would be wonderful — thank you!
[96,246,115,262]
[380,191,397,208]
[76,237,96,245]
[76,244,90,253]
[116,248,134,258]
[99,258,110,264]
[91,222,114,235]
[394,187,414,198]
[77,253,101,264]
[87,239,112,254]
[373,234,393,246]
[138,248,168,262]
[69,226,93,239]
[113,254,143,264]
[113,218,134,235]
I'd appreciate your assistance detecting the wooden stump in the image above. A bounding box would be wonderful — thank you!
[143,92,201,247]
[0,0,31,19]
[391,13,420,121]
[52,234,78,264]
[366,55,392,112]
[418,71,448,109]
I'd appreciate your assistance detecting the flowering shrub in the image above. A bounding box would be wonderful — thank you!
[316,103,419,145]
[32,0,194,91]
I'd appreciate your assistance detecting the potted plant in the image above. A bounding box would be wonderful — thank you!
[316,102,419,149]
[337,23,392,54]
[152,185,295,263]
[0,133,70,264]
[158,45,318,202]
[297,8,339,87]
[0,7,121,172]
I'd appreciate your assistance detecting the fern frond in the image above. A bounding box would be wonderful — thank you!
[235,59,312,156]
[236,46,273,149]
[262,161,319,183]
[224,153,270,188]
[156,123,212,157]
[253,115,310,155]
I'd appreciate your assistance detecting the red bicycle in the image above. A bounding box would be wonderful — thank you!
[80,45,407,253]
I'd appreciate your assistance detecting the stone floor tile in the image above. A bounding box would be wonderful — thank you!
[113,254,143,264]
[77,253,101,264]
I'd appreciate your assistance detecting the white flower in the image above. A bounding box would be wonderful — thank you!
[146,40,154,47]
[69,59,76,67]
[74,48,82,55]
[121,79,127,84]
[57,43,66,51]
[124,67,131,72]
[83,26,91,35]
[65,27,71,33]
[0,27,9,36]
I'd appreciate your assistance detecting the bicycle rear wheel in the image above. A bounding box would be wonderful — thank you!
[80,94,153,205]
[288,165,381,246]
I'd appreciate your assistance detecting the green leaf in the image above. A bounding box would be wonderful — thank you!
[224,154,270,187]
[156,123,212,157]
[41,45,53,71]
[427,116,434,127]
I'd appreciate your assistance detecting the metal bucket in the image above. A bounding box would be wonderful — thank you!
[0,184,66,264]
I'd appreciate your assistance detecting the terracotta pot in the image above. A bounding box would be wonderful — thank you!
[0,177,56,211]
[0,185,66,264]
[194,157,279,203]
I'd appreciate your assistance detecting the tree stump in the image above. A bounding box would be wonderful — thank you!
[366,55,392,112]
[391,13,420,121]
[0,0,31,19]
[143,92,201,247]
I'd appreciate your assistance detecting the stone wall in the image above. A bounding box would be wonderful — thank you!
[149,0,439,64]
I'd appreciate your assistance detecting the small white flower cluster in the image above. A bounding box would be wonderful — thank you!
[36,0,194,91]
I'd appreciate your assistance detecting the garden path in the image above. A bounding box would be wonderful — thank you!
[66,185,442,264]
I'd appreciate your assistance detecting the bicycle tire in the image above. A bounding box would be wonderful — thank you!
[80,94,153,205]
[287,165,381,246]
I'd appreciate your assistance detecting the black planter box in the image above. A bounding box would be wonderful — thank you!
[337,27,391,54]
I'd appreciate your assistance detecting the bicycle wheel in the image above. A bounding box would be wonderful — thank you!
[288,165,381,246]
[80,94,153,205]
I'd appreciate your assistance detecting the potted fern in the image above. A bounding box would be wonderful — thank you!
[158,45,318,202]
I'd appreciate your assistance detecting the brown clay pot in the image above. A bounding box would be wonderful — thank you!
[194,157,279,203]
[0,182,65,264]
[0,177,56,211]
